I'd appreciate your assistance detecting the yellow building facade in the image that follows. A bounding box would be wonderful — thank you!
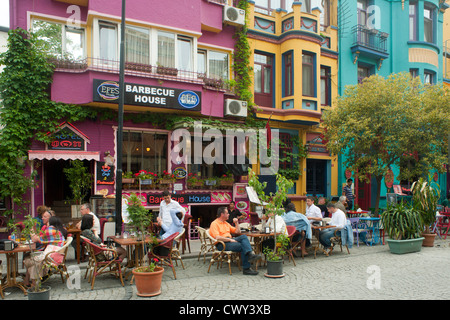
[247,1,338,212]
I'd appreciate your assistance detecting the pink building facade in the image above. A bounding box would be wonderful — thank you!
[10,0,251,229]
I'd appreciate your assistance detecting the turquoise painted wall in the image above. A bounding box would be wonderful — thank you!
[337,0,448,209]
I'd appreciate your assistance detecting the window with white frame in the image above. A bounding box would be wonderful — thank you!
[32,19,85,60]
[125,25,150,64]
[423,5,435,43]
[197,49,229,79]
[99,21,118,63]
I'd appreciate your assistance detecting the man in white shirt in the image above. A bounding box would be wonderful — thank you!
[319,203,347,252]
[158,190,186,237]
[305,196,323,221]
[76,203,101,237]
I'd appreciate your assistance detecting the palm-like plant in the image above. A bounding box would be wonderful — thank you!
[411,174,440,234]
[381,201,424,240]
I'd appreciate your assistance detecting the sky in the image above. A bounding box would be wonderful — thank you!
[0,1,9,28]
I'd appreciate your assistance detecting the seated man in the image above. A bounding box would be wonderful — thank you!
[305,196,323,221]
[281,203,312,257]
[335,196,347,214]
[209,207,260,275]
[319,203,347,253]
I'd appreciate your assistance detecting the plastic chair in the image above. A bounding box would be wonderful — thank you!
[182,214,192,254]
[285,225,299,266]
[171,228,186,270]
[205,229,241,275]
[195,226,215,263]
[437,213,450,240]
[348,217,369,247]
[148,232,180,280]
[42,236,73,283]
[81,236,124,290]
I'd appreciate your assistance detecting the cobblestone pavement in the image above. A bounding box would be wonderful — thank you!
[2,238,450,301]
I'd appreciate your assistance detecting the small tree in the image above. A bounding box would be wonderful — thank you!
[248,168,293,260]
[125,193,157,271]
[411,174,440,234]
[63,160,93,205]
[322,72,450,214]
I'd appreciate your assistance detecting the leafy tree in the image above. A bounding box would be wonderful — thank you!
[322,72,450,214]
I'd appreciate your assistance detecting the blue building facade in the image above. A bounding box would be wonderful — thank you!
[337,0,449,210]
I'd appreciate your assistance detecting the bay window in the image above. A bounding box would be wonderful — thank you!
[424,5,434,43]
[254,52,273,107]
[302,52,315,97]
[283,52,293,97]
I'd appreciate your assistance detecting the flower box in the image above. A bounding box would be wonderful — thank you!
[123,178,135,184]
[156,66,178,76]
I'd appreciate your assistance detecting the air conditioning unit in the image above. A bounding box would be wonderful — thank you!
[223,5,245,27]
[224,99,247,117]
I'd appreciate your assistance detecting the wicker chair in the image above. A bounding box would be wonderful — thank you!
[205,229,241,275]
[42,236,73,283]
[81,236,124,290]
[195,226,215,263]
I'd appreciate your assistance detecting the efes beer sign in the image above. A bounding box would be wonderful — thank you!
[93,79,201,111]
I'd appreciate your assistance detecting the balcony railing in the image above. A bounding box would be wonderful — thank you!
[352,24,388,53]
[49,57,232,92]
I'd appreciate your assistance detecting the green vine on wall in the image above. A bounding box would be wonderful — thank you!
[0,28,92,217]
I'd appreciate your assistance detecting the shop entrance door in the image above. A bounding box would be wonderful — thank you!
[306,159,328,197]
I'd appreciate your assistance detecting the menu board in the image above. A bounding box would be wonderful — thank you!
[234,183,251,223]
[97,162,115,185]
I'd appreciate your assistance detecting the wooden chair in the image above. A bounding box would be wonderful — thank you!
[171,228,186,270]
[329,224,351,255]
[42,236,73,283]
[148,232,180,280]
[205,229,241,275]
[82,237,124,290]
[195,226,215,263]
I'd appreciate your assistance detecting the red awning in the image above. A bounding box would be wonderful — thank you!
[28,150,100,161]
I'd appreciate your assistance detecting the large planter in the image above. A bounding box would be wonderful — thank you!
[264,260,285,278]
[132,266,164,297]
[386,237,424,254]
[421,233,437,247]
[27,285,51,300]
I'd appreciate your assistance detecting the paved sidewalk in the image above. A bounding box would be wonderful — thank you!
[2,238,450,301]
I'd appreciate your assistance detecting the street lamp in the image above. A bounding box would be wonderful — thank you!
[115,0,126,235]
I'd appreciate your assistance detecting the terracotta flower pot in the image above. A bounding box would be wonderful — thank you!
[421,233,437,247]
[132,266,164,297]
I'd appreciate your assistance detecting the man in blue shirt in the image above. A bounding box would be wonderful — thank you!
[281,203,312,257]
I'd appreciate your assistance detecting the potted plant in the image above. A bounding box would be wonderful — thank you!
[219,172,234,188]
[248,168,294,278]
[381,201,425,254]
[126,193,162,297]
[186,173,204,189]
[411,174,441,247]
[263,234,289,277]
[11,215,51,300]
[122,171,135,184]
[63,160,93,218]
[135,170,157,189]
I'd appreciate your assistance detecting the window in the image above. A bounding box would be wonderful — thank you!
[254,53,273,107]
[424,5,434,43]
[177,36,193,71]
[409,2,417,41]
[279,133,294,170]
[125,26,150,64]
[122,130,168,175]
[99,22,117,62]
[283,52,293,97]
[197,49,229,80]
[320,0,331,30]
[320,66,331,106]
[187,136,229,179]
[32,19,85,60]
[409,68,418,78]
[157,31,175,68]
[254,0,294,14]
[424,71,434,84]
[302,52,315,97]
[357,0,368,26]
[357,64,372,83]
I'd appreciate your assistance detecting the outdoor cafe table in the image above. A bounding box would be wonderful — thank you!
[245,231,275,270]
[109,235,162,279]
[310,224,336,258]
[0,242,35,297]
[347,210,370,217]
[67,227,81,264]
[359,217,382,245]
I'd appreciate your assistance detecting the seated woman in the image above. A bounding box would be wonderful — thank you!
[23,216,66,287]
[80,214,126,262]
